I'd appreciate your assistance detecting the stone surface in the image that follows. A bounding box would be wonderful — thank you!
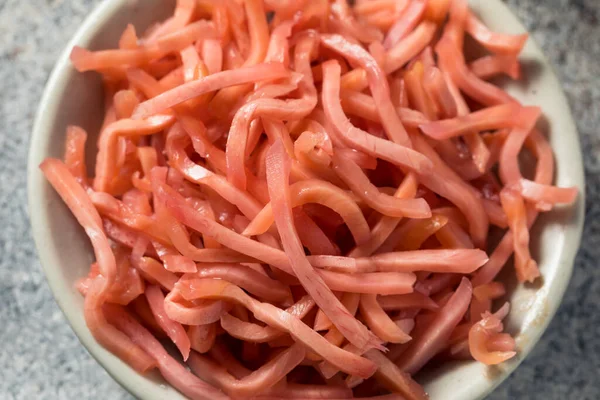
[0,0,598,399]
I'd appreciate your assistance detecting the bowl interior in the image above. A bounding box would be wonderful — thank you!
[28,0,585,399]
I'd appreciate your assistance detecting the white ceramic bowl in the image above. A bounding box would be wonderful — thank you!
[28,0,585,399]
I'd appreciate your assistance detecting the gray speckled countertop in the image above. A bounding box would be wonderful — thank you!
[0,0,599,399]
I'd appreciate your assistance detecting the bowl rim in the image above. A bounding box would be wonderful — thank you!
[26,1,172,399]
[27,0,586,399]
